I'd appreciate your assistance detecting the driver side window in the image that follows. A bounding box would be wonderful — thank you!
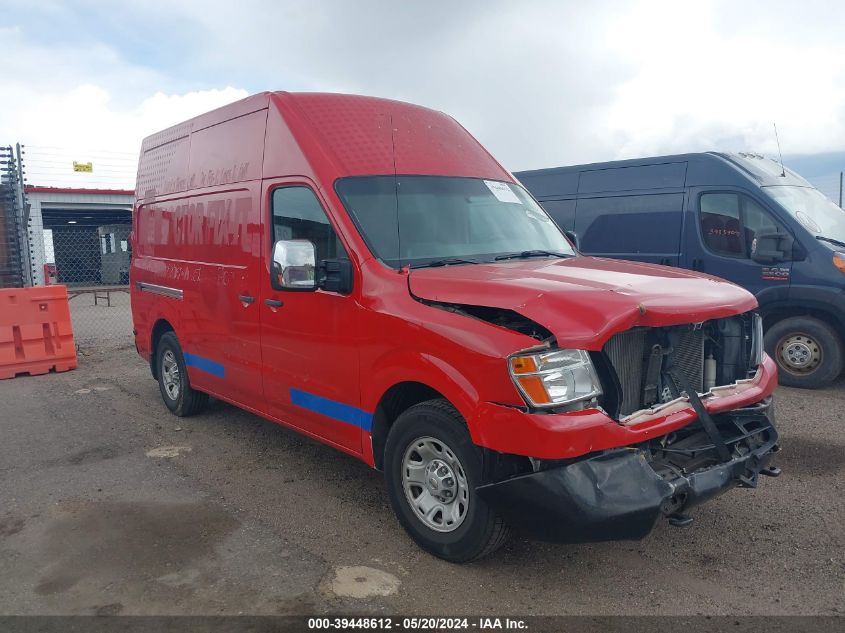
[272,186,347,263]
[700,193,785,259]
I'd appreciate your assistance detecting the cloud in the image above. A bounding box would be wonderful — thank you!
[0,21,248,187]
[0,26,248,187]
[3,0,845,188]
[14,84,247,151]
[103,0,845,169]
[121,0,636,168]
[10,85,248,189]
[598,1,845,162]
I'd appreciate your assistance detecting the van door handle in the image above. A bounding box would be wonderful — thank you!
[238,294,255,303]
[264,298,284,308]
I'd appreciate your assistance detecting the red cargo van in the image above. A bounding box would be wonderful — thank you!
[131,92,780,562]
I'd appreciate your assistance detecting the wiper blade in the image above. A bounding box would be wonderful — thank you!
[494,249,572,261]
[816,235,845,249]
[409,257,479,269]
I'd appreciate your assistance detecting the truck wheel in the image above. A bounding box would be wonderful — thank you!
[384,399,509,562]
[156,332,209,416]
[765,317,843,389]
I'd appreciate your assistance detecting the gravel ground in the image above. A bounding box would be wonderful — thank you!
[0,346,843,616]
[66,292,132,349]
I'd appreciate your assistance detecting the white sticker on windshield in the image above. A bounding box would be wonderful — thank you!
[484,180,521,204]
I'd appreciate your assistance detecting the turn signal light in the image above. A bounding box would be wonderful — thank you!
[514,375,552,405]
[509,356,538,374]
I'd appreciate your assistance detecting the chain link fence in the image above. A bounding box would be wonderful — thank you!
[44,223,133,350]
[1,141,139,352]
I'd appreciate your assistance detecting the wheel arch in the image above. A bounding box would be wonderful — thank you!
[365,353,482,470]
[370,382,448,470]
[149,318,176,379]
[761,302,845,336]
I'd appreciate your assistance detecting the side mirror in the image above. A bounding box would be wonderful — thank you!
[751,230,794,264]
[564,230,581,251]
[272,239,317,290]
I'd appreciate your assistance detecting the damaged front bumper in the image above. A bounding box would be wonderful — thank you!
[477,398,779,543]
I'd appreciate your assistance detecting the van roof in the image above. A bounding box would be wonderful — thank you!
[136,91,510,201]
[515,152,812,198]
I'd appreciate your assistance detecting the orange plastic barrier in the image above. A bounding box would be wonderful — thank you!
[0,285,78,379]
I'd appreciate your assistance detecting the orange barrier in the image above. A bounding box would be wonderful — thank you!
[0,285,78,379]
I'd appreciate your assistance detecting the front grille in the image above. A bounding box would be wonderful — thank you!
[604,326,705,417]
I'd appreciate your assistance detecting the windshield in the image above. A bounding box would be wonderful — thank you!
[764,185,845,243]
[335,176,575,268]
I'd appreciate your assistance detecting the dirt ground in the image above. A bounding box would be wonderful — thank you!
[0,346,843,616]
[66,292,132,349]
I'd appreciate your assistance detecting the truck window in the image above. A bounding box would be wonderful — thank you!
[700,193,785,258]
[700,193,743,256]
[575,193,684,254]
[272,186,347,263]
[743,198,782,246]
[540,199,576,231]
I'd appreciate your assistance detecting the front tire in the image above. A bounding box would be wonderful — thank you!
[155,332,209,416]
[765,316,843,389]
[384,399,509,562]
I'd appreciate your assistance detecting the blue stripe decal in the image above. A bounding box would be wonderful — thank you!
[183,352,225,378]
[289,388,373,432]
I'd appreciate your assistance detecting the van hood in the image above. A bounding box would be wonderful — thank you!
[408,256,757,349]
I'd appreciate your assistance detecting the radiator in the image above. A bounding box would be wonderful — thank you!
[604,327,704,416]
[603,329,647,416]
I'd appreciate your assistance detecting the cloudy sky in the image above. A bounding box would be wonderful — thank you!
[3,0,845,193]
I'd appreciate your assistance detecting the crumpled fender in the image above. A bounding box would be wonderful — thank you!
[362,348,489,444]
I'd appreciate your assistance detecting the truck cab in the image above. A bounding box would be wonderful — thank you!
[517,153,845,389]
[131,95,779,562]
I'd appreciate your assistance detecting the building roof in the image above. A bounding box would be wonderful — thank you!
[25,186,135,196]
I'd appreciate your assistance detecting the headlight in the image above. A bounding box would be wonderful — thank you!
[509,348,602,408]
[751,313,764,367]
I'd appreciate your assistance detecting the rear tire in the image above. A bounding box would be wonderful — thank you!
[765,316,842,389]
[155,332,209,416]
[384,399,509,562]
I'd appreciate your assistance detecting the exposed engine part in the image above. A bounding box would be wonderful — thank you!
[704,353,717,391]
[419,299,553,341]
[642,344,664,407]
[646,400,776,479]
[602,312,759,419]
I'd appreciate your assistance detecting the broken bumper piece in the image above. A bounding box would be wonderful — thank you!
[477,398,779,543]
